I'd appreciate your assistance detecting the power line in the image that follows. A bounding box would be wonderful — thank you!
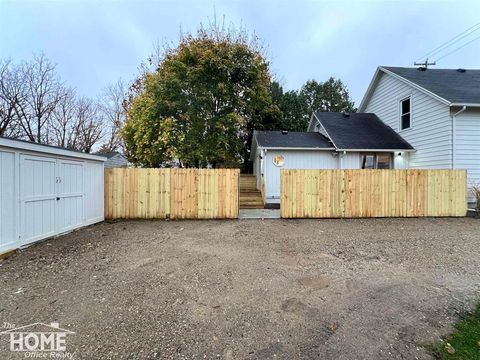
[415,22,480,63]
[435,33,480,61]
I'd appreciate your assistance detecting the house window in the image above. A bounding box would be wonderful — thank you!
[376,153,392,169]
[361,153,392,169]
[400,97,411,130]
[361,154,375,169]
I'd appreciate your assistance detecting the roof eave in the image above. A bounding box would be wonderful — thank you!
[335,148,416,152]
[0,137,106,162]
[358,67,382,112]
[450,102,480,107]
[257,146,336,151]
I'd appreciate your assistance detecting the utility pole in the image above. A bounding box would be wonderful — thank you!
[414,58,436,69]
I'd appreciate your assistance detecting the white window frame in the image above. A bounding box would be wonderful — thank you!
[399,96,412,131]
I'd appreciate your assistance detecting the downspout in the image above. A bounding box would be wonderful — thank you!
[339,151,346,169]
[452,106,466,169]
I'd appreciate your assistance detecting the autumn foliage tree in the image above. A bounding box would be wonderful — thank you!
[122,25,280,168]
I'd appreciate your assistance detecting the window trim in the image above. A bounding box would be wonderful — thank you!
[399,96,412,131]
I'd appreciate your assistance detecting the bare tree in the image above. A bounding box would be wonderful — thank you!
[15,54,64,143]
[50,87,77,148]
[73,97,104,153]
[0,59,26,137]
[98,79,127,153]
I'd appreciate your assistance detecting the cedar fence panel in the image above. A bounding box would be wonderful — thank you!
[104,168,239,219]
[281,169,467,218]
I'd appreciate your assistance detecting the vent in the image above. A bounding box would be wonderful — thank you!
[457,68,466,73]
[281,130,288,135]
[342,112,350,117]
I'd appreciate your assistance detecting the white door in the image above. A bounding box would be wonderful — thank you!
[20,155,84,246]
[56,160,84,232]
[20,155,57,245]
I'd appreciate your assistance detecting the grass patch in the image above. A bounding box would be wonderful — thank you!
[427,303,480,359]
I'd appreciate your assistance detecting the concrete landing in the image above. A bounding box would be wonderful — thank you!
[239,209,280,219]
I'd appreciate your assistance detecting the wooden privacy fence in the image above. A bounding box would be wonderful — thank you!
[105,168,239,219]
[280,169,467,218]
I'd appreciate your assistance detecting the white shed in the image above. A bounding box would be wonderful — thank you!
[0,137,106,255]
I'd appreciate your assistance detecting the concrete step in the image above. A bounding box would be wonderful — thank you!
[239,204,265,209]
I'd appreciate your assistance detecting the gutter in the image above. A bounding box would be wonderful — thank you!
[334,148,416,152]
[452,105,467,169]
[256,146,335,151]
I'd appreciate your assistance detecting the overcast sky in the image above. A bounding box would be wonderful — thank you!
[1,0,479,106]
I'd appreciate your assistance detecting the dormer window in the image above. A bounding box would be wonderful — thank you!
[400,97,411,130]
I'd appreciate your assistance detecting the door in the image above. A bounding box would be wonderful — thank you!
[20,155,57,245]
[20,155,84,246]
[55,160,84,232]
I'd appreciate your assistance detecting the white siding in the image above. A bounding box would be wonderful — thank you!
[363,72,452,169]
[264,150,337,203]
[455,109,480,188]
[0,150,17,252]
[0,143,104,254]
[340,153,361,169]
[85,161,105,224]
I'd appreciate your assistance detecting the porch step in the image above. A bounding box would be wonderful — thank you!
[239,175,257,191]
[239,175,263,209]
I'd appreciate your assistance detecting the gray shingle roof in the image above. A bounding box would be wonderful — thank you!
[315,112,414,150]
[254,131,333,149]
[383,66,480,104]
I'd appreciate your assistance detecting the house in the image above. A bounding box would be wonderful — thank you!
[250,113,414,204]
[96,151,128,168]
[359,66,480,201]
[251,66,480,206]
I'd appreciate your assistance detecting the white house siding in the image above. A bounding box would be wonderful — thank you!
[339,153,360,169]
[363,72,452,169]
[264,150,337,203]
[455,109,480,189]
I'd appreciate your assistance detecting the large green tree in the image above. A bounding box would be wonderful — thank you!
[300,77,356,114]
[122,27,280,168]
[271,77,356,132]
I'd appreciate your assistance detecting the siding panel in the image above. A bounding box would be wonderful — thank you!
[364,72,452,170]
[455,111,480,190]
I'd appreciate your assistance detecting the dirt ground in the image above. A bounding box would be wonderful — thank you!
[0,218,479,360]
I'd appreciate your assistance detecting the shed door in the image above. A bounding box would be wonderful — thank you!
[56,160,84,232]
[20,155,57,245]
[20,155,84,246]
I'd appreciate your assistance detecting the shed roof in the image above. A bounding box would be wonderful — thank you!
[314,112,414,151]
[0,136,106,162]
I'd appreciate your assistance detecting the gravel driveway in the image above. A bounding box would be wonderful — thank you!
[0,218,479,359]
